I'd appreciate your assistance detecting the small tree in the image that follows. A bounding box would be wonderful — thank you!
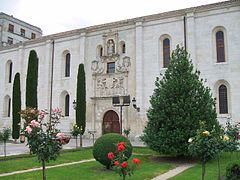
[76,64,86,147]
[70,124,80,148]
[12,73,21,141]
[21,108,69,180]
[0,128,11,157]
[141,45,219,156]
[26,50,38,108]
[188,122,220,180]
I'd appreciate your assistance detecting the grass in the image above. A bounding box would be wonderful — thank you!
[0,155,175,180]
[0,147,160,174]
[0,147,93,174]
[170,151,240,180]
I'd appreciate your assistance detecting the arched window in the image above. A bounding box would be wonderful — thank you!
[65,94,69,116]
[8,98,11,117]
[8,62,13,83]
[65,53,70,77]
[219,84,228,114]
[216,31,225,63]
[163,38,170,68]
[120,41,126,54]
[97,45,103,57]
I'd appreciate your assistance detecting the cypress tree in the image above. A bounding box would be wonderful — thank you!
[76,64,86,138]
[12,73,21,140]
[141,45,219,156]
[26,50,38,108]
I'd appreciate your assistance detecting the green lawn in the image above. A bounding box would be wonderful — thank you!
[0,147,160,174]
[0,155,174,180]
[170,152,240,180]
[0,148,93,174]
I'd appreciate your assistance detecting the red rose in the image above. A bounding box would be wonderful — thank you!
[114,161,119,165]
[118,141,125,146]
[118,144,125,152]
[133,158,141,164]
[108,152,114,159]
[121,161,128,168]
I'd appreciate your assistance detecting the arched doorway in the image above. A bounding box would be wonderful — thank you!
[102,110,120,134]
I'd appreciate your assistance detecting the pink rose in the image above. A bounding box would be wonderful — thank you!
[56,132,65,139]
[30,120,40,128]
[52,108,62,113]
[25,126,32,134]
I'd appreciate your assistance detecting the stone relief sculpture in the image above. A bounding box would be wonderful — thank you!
[91,60,104,75]
[116,56,131,72]
[96,76,125,96]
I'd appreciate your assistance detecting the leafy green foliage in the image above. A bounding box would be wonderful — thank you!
[93,133,132,169]
[188,122,220,163]
[0,127,11,157]
[76,64,86,135]
[12,73,21,139]
[225,163,240,180]
[141,45,219,156]
[20,108,64,162]
[0,127,11,142]
[26,50,38,108]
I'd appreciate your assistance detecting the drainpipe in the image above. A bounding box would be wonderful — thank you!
[183,16,187,50]
[49,40,55,123]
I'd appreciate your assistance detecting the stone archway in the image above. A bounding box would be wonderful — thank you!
[102,110,120,134]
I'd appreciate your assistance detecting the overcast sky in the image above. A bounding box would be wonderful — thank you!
[0,0,225,35]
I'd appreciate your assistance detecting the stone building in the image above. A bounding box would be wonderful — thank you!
[0,12,42,47]
[0,0,240,139]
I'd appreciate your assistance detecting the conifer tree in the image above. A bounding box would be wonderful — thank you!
[141,45,219,156]
[12,73,21,140]
[26,50,38,108]
[76,64,86,146]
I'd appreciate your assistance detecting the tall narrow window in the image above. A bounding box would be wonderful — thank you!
[31,33,36,39]
[65,53,70,77]
[107,62,115,74]
[8,37,13,45]
[65,94,69,116]
[8,98,11,117]
[163,38,170,68]
[21,28,25,36]
[8,62,13,83]
[8,24,14,33]
[219,85,228,114]
[216,31,225,63]
[100,47,103,56]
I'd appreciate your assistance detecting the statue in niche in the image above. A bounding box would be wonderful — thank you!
[107,39,115,55]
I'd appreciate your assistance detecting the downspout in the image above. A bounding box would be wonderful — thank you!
[49,40,55,123]
[183,16,187,50]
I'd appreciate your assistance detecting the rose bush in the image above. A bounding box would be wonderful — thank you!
[108,141,141,180]
[21,107,69,180]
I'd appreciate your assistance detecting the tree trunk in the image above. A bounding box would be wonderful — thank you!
[80,134,82,147]
[4,141,6,157]
[42,160,46,180]
[202,162,205,180]
[75,136,78,148]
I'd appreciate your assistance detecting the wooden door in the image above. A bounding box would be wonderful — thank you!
[102,110,120,134]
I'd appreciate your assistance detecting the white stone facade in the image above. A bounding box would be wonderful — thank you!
[0,0,240,138]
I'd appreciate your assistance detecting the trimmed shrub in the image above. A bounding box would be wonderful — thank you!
[93,133,132,169]
[225,163,240,180]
